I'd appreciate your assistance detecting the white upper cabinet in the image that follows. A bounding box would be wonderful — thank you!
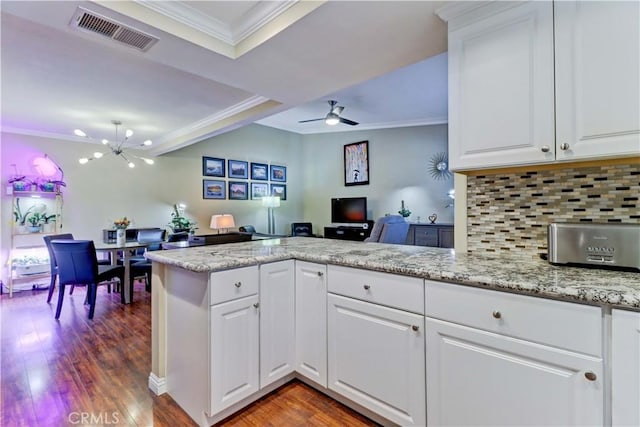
[439,0,640,171]
[554,1,640,161]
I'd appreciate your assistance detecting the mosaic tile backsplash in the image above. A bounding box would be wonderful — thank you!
[467,163,639,258]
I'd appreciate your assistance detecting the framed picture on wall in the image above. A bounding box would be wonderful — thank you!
[270,164,287,182]
[270,183,286,201]
[251,182,269,199]
[228,160,248,179]
[229,181,249,200]
[344,141,369,186]
[203,157,225,177]
[250,162,268,180]
[203,179,226,199]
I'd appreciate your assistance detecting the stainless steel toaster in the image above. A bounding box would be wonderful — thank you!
[548,223,640,270]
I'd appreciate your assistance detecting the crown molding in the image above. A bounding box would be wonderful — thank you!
[135,0,298,46]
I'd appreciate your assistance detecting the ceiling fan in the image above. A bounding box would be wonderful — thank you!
[298,100,359,126]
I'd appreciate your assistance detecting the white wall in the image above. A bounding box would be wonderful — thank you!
[301,124,453,232]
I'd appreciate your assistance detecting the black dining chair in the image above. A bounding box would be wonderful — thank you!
[128,229,166,293]
[50,240,125,319]
[44,234,115,303]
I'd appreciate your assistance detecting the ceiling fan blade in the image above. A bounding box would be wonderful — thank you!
[298,118,324,123]
[333,106,344,115]
[339,117,359,126]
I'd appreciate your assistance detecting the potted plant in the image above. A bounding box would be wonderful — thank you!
[26,212,45,233]
[13,199,35,233]
[169,204,196,234]
[42,213,57,233]
[398,200,411,221]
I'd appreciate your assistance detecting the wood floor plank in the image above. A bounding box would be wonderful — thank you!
[2,282,380,426]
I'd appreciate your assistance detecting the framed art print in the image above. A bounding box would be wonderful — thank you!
[203,179,226,199]
[251,182,269,199]
[250,162,269,180]
[344,141,369,186]
[228,159,248,179]
[203,157,225,177]
[229,181,248,200]
[270,164,287,182]
[270,183,286,201]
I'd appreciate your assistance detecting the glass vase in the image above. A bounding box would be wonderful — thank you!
[116,228,126,246]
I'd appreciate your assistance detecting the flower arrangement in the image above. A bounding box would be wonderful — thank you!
[113,217,131,229]
[398,200,411,218]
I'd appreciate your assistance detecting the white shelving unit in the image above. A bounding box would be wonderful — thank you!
[7,190,63,297]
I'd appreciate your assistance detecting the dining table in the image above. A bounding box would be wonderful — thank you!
[94,241,150,304]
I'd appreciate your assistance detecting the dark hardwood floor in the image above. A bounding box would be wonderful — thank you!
[1,282,378,426]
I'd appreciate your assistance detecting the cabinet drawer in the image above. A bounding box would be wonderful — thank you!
[425,281,602,356]
[328,265,424,314]
[210,266,259,305]
[414,228,439,247]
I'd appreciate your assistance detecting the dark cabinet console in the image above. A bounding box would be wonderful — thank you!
[324,226,372,241]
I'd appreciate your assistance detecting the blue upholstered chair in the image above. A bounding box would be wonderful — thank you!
[50,240,124,319]
[128,229,166,293]
[364,215,410,244]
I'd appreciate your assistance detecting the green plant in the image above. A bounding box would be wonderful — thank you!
[42,214,57,224]
[13,199,35,226]
[398,200,411,218]
[27,212,45,227]
[169,204,196,232]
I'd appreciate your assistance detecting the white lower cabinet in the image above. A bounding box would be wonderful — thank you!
[612,309,640,426]
[210,293,260,414]
[295,261,327,387]
[327,294,426,426]
[425,281,604,426]
[259,261,295,389]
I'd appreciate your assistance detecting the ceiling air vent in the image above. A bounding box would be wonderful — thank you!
[70,7,158,52]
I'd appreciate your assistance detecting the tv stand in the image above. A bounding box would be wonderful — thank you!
[324,222,373,241]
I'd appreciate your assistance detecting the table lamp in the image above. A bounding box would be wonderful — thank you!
[210,214,235,234]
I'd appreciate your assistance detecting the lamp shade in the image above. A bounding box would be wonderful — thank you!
[262,196,281,208]
[210,214,235,230]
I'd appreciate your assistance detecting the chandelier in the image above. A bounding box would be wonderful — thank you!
[76,120,154,168]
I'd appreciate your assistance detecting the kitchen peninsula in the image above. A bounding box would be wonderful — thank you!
[146,237,640,427]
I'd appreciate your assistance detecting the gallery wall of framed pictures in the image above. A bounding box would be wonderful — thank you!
[202,156,287,201]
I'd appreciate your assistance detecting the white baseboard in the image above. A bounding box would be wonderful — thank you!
[148,372,167,395]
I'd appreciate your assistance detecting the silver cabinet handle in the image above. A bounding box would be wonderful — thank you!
[234,282,242,288]
[363,284,371,290]
[253,302,260,309]
[317,271,324,277]
[412,325,420,331]
[541,145,550,153]
[559,143,570,151]
[584,372,597,381]
[492,310,502,319]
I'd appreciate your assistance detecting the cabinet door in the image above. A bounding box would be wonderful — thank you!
[210,294,259,414]
[259,261,295,389]
[437,227,454,248]
[448,1,555,170]
[413,225,439,247]
[426,317,603,426]
[328,294,425,426]
[612,310,640,427]
[555,1,640,161]
[295,261,327,387]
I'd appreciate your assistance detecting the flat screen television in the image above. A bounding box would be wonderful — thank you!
[331,197,367,223]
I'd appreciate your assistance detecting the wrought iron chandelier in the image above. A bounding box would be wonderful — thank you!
[76,120,154,168]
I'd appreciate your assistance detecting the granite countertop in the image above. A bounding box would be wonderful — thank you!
[146,237,640,311]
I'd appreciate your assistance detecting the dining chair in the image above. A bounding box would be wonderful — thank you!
[43,234,115,303]
[50,240,125,319]
[129,229,165,293]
